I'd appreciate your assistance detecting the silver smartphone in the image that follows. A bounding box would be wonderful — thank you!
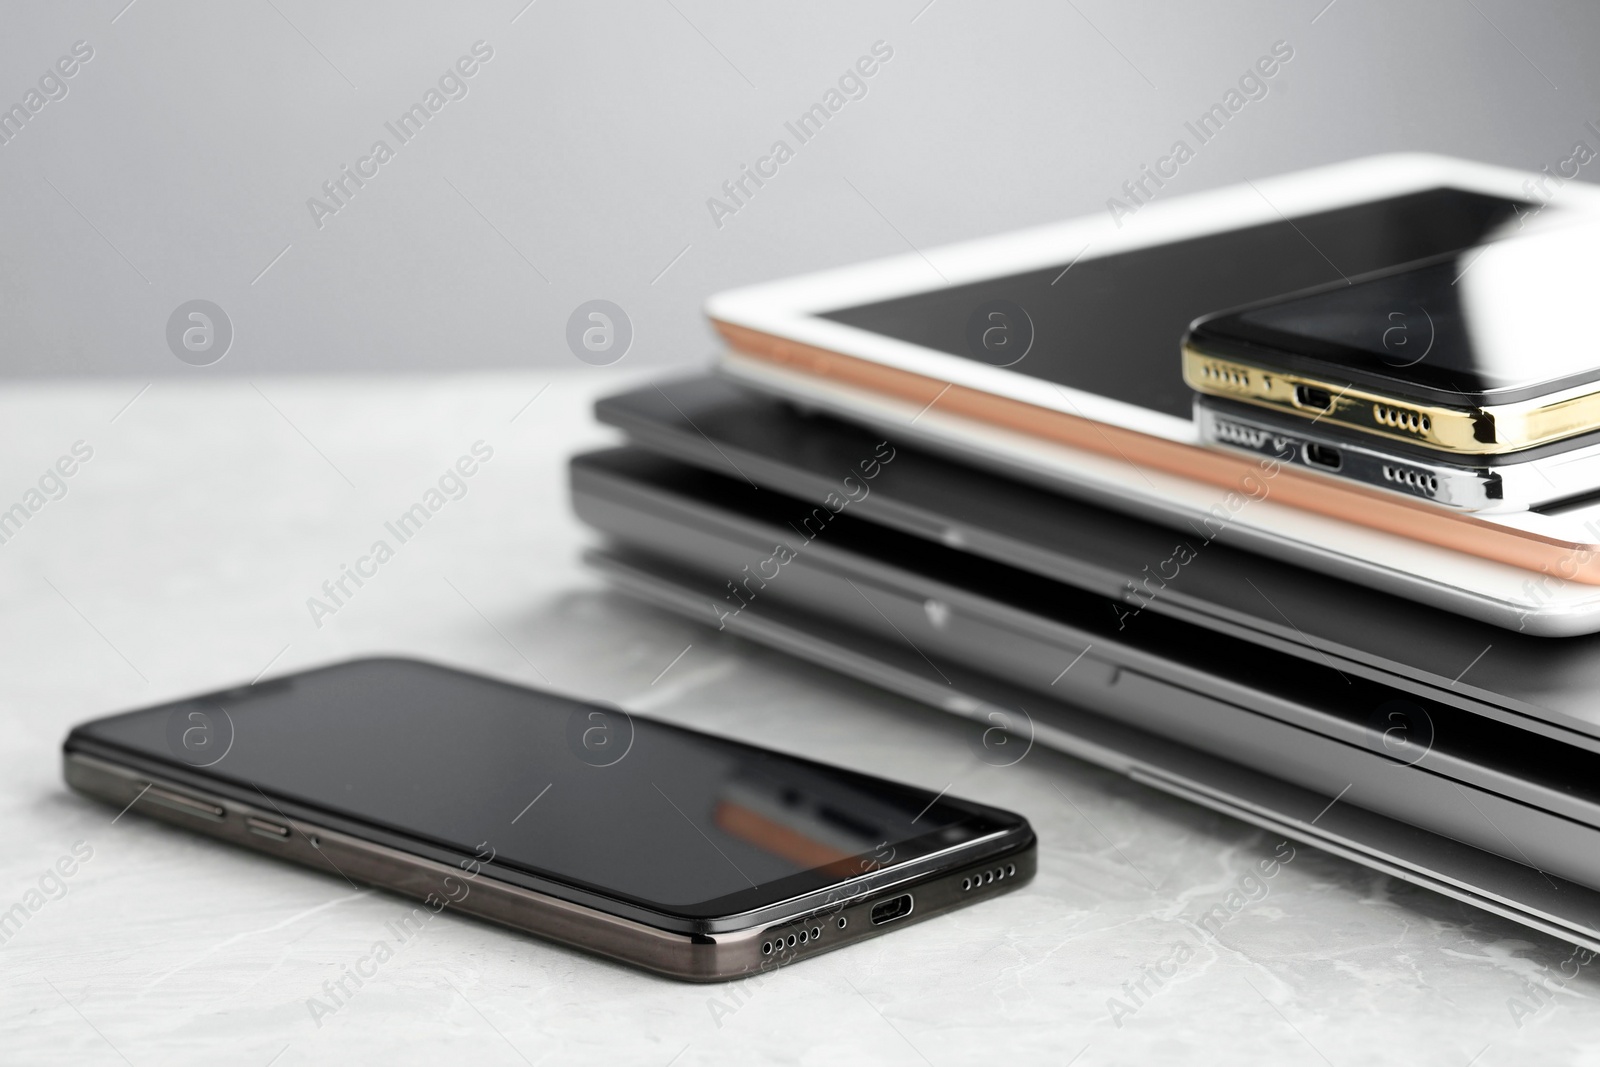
[1195,394,1600,513]
[62,658,1035,982]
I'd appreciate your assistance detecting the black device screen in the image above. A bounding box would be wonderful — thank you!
[68,659,1020,920]
[819,188,1528,418]
[1189,217,1600,402]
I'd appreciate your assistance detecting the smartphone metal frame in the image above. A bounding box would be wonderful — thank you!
[1194,394,1600,513]
[63,747,1035,982]
[1183,343,1600,456]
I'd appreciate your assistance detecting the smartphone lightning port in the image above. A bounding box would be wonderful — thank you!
[1303,443,1342,470]
[870,893,914,925]
[1294,385,1333,412]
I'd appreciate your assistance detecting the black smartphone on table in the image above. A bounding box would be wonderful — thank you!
[62,658,1034,982]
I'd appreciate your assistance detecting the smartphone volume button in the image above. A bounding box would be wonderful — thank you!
[246,816,291,840]
[144,785,225,821]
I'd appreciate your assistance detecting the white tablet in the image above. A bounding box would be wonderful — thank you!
[705,154,1600,635]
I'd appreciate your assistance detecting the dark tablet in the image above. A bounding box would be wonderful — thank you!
[594,377,1600,748]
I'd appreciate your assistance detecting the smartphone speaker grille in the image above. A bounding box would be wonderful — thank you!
[1382,464,1440,497]
[760,919,826,958]
[1210,417,1273,450]
[1196,361,1252,392]
[961,863,1018,891]
[1374,403,1432,435]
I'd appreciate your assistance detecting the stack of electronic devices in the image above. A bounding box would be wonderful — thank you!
[571,155,1600,949]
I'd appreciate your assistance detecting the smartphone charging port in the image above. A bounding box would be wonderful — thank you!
[1303,443,1342,470]
[1294,385,1333,412]
[870,893,914,925]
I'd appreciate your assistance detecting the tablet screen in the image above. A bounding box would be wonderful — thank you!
[819,188,1526,419]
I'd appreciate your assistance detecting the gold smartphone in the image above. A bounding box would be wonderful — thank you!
[1183,218,1600,456]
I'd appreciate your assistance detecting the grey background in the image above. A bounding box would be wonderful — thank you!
[1,0,1597,378]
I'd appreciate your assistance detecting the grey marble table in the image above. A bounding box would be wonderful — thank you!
[2,369,1595,1066]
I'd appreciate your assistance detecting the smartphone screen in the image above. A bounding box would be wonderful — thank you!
[68,659,1021,921]
[1189,217,1600,404]
[819,188,1527,419]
